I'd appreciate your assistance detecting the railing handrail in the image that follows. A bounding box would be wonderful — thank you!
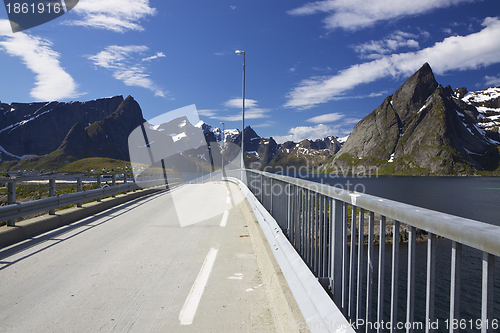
[246,169,500,257]
[0,179,170,222]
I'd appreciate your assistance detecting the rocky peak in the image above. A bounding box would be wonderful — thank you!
[57,96,146,161]
[0,96,124,160]
[332,63,500,175]
[391,62,439,124]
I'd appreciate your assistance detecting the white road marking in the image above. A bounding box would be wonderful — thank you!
[179,247,219,325]
[226,196,231,204]
[220,210,229,227]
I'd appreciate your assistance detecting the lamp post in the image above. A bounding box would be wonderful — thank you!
[235,50,245,180]
[220,122,225,177]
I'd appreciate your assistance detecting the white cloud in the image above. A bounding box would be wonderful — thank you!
[285,17,500,109]
[307,113,344,123]
[353,31,420,59]
[205,98,270,122]
[485,75,500,86]
[0,20,79,101]
[218,108,270,122]
[224,98,259,109]
[274,124,350,143]
[87,45,167,97]
[198,109,218,117]
[288,0,477,31]
[142,52,165,62]
[68,0,156,33]
[252,121,275,128]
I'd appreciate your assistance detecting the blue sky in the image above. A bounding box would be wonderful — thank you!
[1,0,500,143]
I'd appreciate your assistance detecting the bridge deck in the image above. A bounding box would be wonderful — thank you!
[0,182,304,332]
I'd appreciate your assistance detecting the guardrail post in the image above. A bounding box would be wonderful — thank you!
[366,211,375,332]
[406,226,416,333]
[377,216,386,332]
[481,252,495,333]
[112,173,117,198]
[390,220,400,332]
[97,174,102,202]
[76,176,83,208]
[49,178,56,215]
[449,241,462,333]
[425,233,436,333]
[330,198,344,307]
[7,180,16,226]
[123,173,128,194]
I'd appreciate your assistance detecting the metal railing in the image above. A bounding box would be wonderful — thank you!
[244,169,499,333]
[0,172,176,225]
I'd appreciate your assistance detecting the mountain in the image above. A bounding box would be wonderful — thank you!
[0,95,145,171]
[57,96,146,161]
[0,96,124,162]
[461,86,500,138]
[329,63,500,175]
[266,137,342,171]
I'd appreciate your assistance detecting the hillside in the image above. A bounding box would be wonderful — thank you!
[327,63,500,175]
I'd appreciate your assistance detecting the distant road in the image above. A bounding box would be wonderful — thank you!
[0,183,282,332]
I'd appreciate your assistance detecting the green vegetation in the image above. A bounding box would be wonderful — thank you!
[59,157,132,173]
[0,154,132,174]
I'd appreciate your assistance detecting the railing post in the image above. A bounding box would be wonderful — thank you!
[377,216,386,332]
[7,180,16,226]
[481,252,495,333]
[349,205,357,320]
[112,173,117,198]
[49,178,56,215]
[357,210,365,323]
[406,226,416,333]
[330,198,344,307]
[97,174,102,202]
[366,211,375,332]
[342,203,349,315]
[390,220,400,333]
[123,173,128,194]
[425,233,436,333]
[287,184,292,237]
[270,178,273,215]
[449,241,462,333]
[76,176,83,208]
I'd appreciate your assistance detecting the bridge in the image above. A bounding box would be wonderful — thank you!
[1,170,499,332]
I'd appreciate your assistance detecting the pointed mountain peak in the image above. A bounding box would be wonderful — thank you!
[391,62,439,122]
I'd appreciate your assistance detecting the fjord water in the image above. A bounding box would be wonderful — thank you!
[296,174,500,330]
[301,175,500,225]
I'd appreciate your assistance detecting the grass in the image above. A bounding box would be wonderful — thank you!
[0,155,132,174]
[59,157,132,173]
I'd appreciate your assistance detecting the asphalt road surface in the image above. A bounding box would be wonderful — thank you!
[0,182,282,332]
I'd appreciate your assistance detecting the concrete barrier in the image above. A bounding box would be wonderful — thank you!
[0,187,165,249]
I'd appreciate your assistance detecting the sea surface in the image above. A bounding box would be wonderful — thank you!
[297,174,500,226]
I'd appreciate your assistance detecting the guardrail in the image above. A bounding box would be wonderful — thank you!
[0,172,175,226]
[243,169,499,333]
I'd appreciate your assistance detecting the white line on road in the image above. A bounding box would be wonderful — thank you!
[220,210,229,227]
[179,247,219,325]
[226,196,231,204]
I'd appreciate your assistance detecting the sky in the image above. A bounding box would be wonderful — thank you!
[1,0,500,143]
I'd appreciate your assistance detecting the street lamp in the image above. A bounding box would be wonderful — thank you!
[235,50,245,179]
[220,122,225,177]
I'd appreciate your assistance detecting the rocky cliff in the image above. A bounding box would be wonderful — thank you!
[330,63,500,175]
[57,96,146,161]
[0,96,124,161]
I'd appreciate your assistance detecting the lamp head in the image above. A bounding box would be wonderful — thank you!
[235,50,245,55]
